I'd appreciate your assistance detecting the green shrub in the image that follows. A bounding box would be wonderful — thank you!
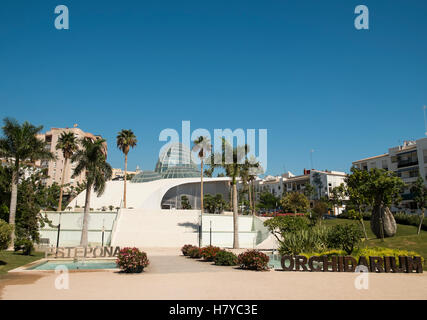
[263,215,310,237]
[187,246,202,259]
[238,250,269,271]
[214,250,238,266]
[326,223,363,254]
[14,238,34,255]
[116,247,149,273]
[0,219,13,250]
[278,225,329,256]
[181,244,195,256]
[300,247,423,263]
[201,246,221,261]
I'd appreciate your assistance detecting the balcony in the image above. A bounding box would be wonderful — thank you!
[397,160,418,168]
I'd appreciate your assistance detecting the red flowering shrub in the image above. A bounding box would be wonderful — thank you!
[181,244,195,256]
[187,246,202,258]
[116,247,149,273]
[201,246,221,261]
[238,250,269,271]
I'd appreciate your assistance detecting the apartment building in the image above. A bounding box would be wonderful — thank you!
[352,138,427,212]
[36,126,106,188]
[245,169,347,215]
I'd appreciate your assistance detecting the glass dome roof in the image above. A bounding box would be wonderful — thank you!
[131,142,201,183]
[131,170,163,183]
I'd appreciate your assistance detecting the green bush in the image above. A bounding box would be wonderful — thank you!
[14,238,34,255]
[238,250,269,271]
[181,244,195,256]
[300,247,423,263]
[214,250,238,266]
[263,215,309,235]
[0,219,13,250]
[278,226,329,256]
[116,247,149,273]
[187,246,202,259]
[326,223,363,254]
[201,246,221,261]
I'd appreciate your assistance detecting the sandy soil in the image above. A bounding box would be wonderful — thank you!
[1,247,426,300]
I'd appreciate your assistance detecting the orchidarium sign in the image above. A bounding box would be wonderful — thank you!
[280,255,423,273]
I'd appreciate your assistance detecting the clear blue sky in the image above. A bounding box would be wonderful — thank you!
[1,0,426,176]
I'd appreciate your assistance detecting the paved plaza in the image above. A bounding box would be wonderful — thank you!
[1,248,426,300]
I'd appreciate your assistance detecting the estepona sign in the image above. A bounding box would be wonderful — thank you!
[48,246,121,258]
[280,255,423,273]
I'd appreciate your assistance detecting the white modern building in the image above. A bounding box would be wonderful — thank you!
[353,138,427,213]
[41,142,271,248]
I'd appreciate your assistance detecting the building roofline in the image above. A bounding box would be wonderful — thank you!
[352,153,389,163]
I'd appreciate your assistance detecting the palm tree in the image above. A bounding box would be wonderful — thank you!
[192,136,211,247]
[192,136,212,213]
[55,132,78,212]
[71,137,112,246]
[240,158,261,215]
[0,118,54,248]
[216,139,248,248]
[116,129,137,208]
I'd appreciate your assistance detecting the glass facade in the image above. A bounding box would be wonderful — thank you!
[131,142,201,183]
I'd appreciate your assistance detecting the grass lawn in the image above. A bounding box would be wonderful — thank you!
[0,251,44,275]
[323,218,427,269]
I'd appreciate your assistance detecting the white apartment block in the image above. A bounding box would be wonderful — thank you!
[352,138,427,213]
[240,169,347,215]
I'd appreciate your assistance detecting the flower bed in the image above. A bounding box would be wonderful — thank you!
[238,250,269,271]
[181,244,195,256]
[187,246,202,259]
[116,247,149,273]
[214,250,238,266]
[201,246,221,261]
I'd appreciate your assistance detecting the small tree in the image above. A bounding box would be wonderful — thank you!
[281,192,309,214]
[326,223,363,254]
[0,219,13,250]
[345,167,370,239]
[181,195,192,210]
[365,168,404,239]
[410,175,427,235]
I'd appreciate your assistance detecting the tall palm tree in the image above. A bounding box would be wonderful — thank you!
[192,136,211,247]
[240,158,261,215]
[216,138,248,249]
[55,132,78,212]
[71,137,112,246]
[192,136,211,213]
[116,129,137,208]
[0,118,54,248]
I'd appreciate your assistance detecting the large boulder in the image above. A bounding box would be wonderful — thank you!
[370,205,397,238]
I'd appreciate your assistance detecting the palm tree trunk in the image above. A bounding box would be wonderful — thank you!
[80,183,92,247]
[8,168,19,249]
[124,153,128,208]
[233,183,239,249]
[248,182,253,215]
[418,208,424,235]
[252,181,256,215]
[57,157,68,212]
[200,159,204,212]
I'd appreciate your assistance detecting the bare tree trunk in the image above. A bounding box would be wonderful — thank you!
[233,183,239,249]
[123,153,127,208]
[80,183,92,247]
[57,157,68,212]
[418,208,424,235]
[8,169,18,250]
[359,208,368,239]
